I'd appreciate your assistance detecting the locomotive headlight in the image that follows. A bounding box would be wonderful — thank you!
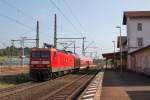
[31,61,39,64]
[41,61,50,64]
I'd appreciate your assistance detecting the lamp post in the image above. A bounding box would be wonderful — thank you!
[116,26,122,75]
[112,41,115,68]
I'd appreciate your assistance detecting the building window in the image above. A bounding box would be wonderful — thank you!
[137,37,143,47]
[137,23,142,31]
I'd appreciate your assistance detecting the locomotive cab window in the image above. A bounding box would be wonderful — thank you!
[41,51,50,58]
[31,51,50,58]
[31,51,40,58]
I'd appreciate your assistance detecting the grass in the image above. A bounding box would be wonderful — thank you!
[0,65,29,72]
[0,74,30,89]
[0,82,14,89]
[0,56,7,64]
[0,56,30,89]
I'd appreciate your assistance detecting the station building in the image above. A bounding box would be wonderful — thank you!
[123,11,150,73]
[103,11,150,74]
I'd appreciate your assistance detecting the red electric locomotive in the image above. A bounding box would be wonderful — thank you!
[29,43,93,81]
[30,47,81,81]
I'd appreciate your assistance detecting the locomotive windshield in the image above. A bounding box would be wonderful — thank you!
[31,51,50,58]
[41,51,50,58]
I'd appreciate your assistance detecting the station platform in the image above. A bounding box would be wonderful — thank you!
[100,69,150,100]
[78,70,104,100]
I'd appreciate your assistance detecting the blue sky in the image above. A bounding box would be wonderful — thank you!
[0,0,150,58]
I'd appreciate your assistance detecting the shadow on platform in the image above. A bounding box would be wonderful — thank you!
[127,91,150,100]
[101,69,150,100]
[103,69,150,87]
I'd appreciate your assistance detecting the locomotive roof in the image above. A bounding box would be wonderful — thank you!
[31,48,92,59]
[31,48,54,51]
[31,48,74,54]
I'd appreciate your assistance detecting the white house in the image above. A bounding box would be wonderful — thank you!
[123,11,150,69]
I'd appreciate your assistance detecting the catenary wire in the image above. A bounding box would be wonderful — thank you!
[0,13,34,30]
[0,0,36,21]
[48,0,82,35]
[62,0,86,36]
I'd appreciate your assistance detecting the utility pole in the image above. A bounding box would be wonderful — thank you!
[58,41,76,54]
[57,37,86,56]
[11,40,15,57]
[11,39,20,56]
[73,41,75,54]
[36,21,39,48]
[11,37,37,67]
[54,14,57,48]
[58,40,79,54]
[21,37,26,67]
[82,37,86,56]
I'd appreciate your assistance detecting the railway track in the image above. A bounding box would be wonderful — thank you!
[0,74,77,99]
[0,69,99,100]
[40,69,98,100]
[0,82,32,94]
[0,70,92,100]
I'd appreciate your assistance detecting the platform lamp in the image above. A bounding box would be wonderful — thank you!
[112,41,116,68]
[116,26,123,75]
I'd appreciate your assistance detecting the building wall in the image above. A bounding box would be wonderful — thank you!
[130,48,150,74]
[127,17,150,53]
[127,55,131,69]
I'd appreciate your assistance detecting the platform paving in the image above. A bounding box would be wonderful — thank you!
[101,69,150,100]
[77,70,104,100]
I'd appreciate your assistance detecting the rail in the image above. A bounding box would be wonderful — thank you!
[40,69,98,100]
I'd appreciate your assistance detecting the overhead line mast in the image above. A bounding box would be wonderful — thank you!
[54,14,57,48]
[57,37,86,56]
[36,21,39,48]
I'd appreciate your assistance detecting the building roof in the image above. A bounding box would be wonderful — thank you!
[123,11,150,25]
[102,51,127,60]
[102,52,120,59]
[129,45,150,54]
[117,36,127,48]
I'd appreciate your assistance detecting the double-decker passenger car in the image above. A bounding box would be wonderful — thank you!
[80,57,93,69]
